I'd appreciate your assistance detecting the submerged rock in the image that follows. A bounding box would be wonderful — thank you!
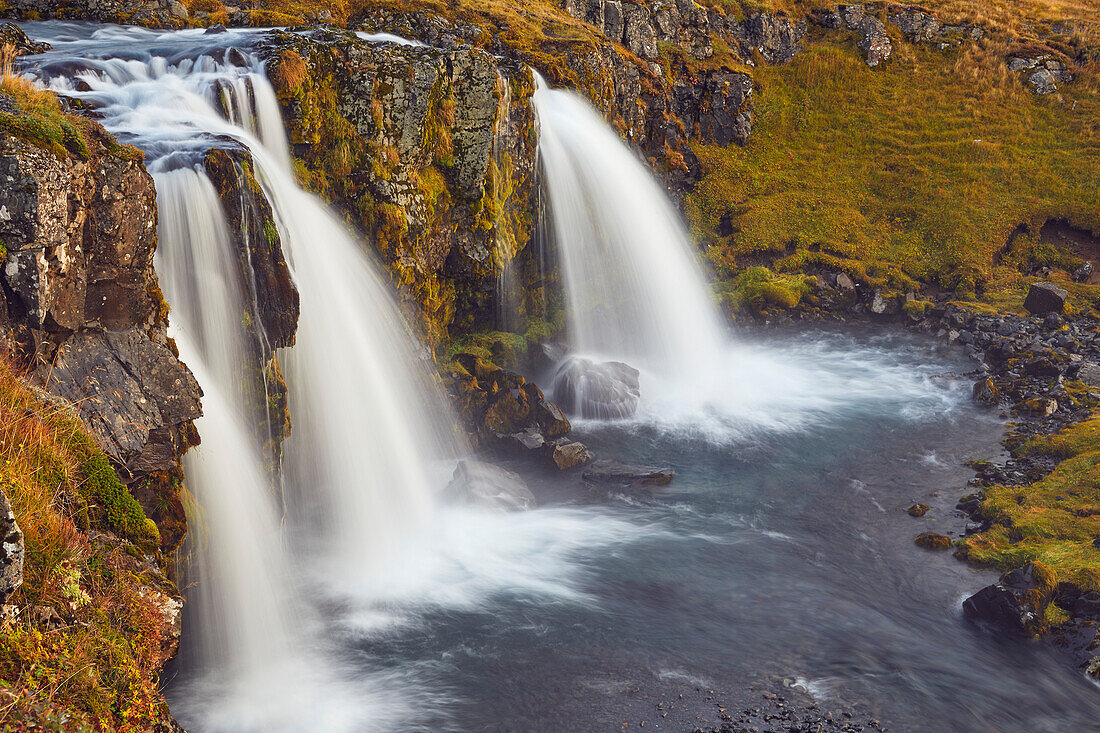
[552,356,641,419]
[582,460,673,492]
[914,531,951,550]
[444,460,536,510]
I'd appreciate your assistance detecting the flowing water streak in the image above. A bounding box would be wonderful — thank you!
[531,74,726,375]
[155,169,298,677]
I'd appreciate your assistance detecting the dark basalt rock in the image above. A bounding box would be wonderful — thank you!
[582,460,673,491]
[552,356,641,419]
[963,563,1049,636]
[1023,281,1068,315]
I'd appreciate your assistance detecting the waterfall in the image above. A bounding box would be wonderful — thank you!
[23,25,458,730]
[154,170,299,679]
[531,75,726,377]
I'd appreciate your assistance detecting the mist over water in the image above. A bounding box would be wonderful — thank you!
[16,21,1100,733]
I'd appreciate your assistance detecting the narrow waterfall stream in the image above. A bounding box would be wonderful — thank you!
[16,22,1100,733]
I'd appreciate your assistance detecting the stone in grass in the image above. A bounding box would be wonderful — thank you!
[1023,282,1067,315]
[914,531,952,550]
[907,503,930,517]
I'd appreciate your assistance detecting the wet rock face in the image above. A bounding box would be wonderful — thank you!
[203,146,299,350]
[262,28,540,344]
[449,353,583,470]
[0,486,23,605]
[0,132,200,552]
[552,356,641,419]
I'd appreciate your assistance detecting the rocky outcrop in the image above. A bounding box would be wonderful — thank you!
[562,1,806,66]
[1008,54,1074,95]
[262,28,540,344]
[889,7,983,48]
[449,352,592,470]
[202,146,296,462]
[0,485,23,605]
[0,128,201,554]
[820,4,892,66]
[1,0,192,27]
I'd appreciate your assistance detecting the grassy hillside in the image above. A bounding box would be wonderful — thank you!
[0,354,178,731]
[688,17,1100,309]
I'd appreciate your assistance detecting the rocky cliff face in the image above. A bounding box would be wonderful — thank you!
[261,27,541,346]
[0,125,201,554]
[203,144,297,465]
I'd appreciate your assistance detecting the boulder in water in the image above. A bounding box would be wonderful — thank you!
[550,440,593,470]
[443,460,536,510]
[582,460,674,493]
[552,357,641,419]
[963,563,1052,636]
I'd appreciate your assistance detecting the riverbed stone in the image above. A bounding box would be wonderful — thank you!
[914,531,951,550]
[582,460,674,491]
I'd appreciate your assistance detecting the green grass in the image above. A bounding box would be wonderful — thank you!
[687,34,1100,303]
[964,413,1100,593]
[0,357,175,731]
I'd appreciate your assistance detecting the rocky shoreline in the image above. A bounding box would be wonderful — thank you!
[723,274,1100,682]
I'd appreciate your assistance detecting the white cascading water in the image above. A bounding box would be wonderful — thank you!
[532,75,899,439]
[23,25,457,730]
[154,170,298,678]
[531,74,726,375]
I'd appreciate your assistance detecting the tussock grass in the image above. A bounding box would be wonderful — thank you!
[0,356,173,731]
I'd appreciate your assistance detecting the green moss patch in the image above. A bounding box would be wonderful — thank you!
[964,412,1100,592]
